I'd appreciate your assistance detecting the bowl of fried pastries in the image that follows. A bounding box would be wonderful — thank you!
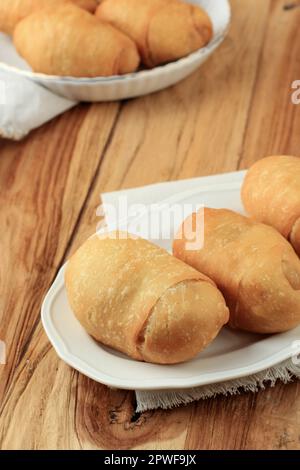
[0,0,231,101]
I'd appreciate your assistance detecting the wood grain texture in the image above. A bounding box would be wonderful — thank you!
[239,0,300,167]
[0,0,300,450]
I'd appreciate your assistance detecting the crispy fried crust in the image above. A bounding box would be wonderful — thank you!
[0,0,96,35]
[13,4,140,77]
[242,155,300,256]
[65,232,229,364]
[96,0,213,67]
[173,208,300,334]
[72,0,97,14]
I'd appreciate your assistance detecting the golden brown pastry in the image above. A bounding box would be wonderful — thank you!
[242,155,300,256]
[13,4,140,77]
[173,208,300,334]
[65,232,229,364]
[72,0,97,13]
[95,0,213,67]
[0,0,96,35]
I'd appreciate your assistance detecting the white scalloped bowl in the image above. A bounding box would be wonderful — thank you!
[0,0,231,101]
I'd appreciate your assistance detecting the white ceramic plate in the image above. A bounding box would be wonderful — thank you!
[0,0,231,101]
[41,171,300,391]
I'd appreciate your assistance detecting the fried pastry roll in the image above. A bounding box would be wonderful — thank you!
[65,232,229,364]
[173,208,300,333]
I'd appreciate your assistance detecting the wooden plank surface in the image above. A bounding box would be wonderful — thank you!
[0,0,300,450]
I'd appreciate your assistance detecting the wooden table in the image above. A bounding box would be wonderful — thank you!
[1,0,300,450]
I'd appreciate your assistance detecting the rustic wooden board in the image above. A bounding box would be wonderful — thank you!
[0,0,299,450]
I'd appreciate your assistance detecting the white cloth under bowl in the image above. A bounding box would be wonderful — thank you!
[0,69,75,140]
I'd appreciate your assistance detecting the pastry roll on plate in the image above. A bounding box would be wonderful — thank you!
[173,208,300,334]
[13,4,140,77]
[65,232,229,364]
[96,0,213,67]
[0,0,97,35]
[242,155,300,256]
